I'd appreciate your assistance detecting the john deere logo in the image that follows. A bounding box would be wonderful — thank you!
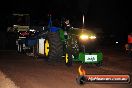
[85,55,97,62]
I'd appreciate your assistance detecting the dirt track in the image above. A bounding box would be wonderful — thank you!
[0,49,132,88]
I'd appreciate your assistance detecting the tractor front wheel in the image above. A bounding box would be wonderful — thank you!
[65,50,73,66]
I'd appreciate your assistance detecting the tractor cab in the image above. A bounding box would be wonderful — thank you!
[7,14,38,53]
[7,14,30,32]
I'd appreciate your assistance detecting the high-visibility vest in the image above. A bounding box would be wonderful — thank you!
[128,35,132,43]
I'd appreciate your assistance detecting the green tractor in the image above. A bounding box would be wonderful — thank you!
[33,16,103,66]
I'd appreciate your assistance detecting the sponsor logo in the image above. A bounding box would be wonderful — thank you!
[85,55,97,62]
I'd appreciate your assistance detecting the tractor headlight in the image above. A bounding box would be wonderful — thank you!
[89,36,96,39]
[79,34,88,40]
[79,34,96,40]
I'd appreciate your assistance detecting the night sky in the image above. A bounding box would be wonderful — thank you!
[0,0,130,34]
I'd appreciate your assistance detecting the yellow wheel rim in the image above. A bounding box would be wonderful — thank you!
[45,40,49,56]
[65,53,68,63]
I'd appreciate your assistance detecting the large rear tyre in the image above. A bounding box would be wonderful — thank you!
[44,32,63,61]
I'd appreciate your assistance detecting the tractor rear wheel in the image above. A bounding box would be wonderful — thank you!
[44,32,63,61]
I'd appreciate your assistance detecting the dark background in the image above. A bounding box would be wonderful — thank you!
[0,0,130,50]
